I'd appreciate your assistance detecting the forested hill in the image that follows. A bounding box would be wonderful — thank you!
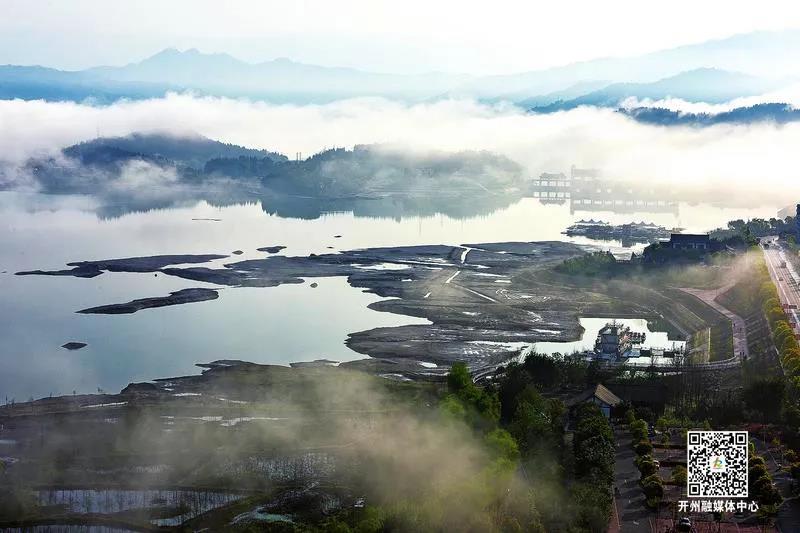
[245,145,523,197]
[621,103,800,126]
[16,134,523,198]
[65,132,287,169]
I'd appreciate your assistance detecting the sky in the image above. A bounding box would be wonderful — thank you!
[3,0,800,75]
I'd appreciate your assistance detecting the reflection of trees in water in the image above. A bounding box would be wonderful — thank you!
[37,488,242,522]
[257,191,522,220]
[24,139,526,221]
[93,187,524,221]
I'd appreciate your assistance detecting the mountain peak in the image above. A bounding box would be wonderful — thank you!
[149,47,181,58]
[140,47,240,65]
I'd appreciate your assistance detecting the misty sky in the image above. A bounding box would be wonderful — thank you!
[4,0,800,74]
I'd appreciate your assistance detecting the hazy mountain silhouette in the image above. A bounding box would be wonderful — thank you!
[512,80,611,107]
[2,29,800,108]
[448,29,800,100]
[528,68,779,112]
[1,48,470,103]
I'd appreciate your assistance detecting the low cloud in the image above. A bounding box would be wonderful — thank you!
[1,92,800,203]
[621,83,800,114]
[110,160,180,196]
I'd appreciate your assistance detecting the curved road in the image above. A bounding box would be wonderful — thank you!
[679,284,749,363]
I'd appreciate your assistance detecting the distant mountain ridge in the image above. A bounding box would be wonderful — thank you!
[528,68,781,112]
[2,29,800,109]
[0,48,471,104]
[447,29,800,100]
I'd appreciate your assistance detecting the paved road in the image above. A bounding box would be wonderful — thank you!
[613,426,653,533]
[679,284,749,362]
[762,242,800,331]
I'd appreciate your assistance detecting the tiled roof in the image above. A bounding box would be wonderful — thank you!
[593,383,622,406]
[565,383,622,407]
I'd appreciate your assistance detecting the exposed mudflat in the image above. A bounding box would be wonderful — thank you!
[16,254,228,278]
[0,359,421,418]
[61,341,88,350]
[257,245,286,253]
[77,288,220,314]
[17,241,591,372]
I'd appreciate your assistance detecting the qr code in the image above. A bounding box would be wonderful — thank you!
[687,431,748,498]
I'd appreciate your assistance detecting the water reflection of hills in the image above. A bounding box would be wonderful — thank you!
[93,188,523,221]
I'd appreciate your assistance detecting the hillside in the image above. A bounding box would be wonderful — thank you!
[528,68,779,112]
[448,29,800,100]
[66,132,287,169]
[17,134,522,199]
[2,29,800,105]
[621,102,800,126]
[1,49,470,103]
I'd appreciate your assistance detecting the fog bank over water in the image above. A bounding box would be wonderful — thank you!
[2,94,800,205]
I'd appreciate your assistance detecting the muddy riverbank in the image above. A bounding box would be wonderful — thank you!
[16,241,592,371]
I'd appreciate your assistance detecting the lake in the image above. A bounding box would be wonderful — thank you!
[0,191,776,400]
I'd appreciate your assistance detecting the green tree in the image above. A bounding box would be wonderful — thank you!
[636,455,658,478]
[446,363,500,428]
[642,474,664,500]
[485,428,520,464]
[671,465,687,486]
[634,439,653,456]
[629,419,648,441]
[447,362,473,392]
[743,377,785,422]
[508,386,563,455]
[574,404,615,484]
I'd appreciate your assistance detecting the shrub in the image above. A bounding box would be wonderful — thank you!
[671,466,687,486]
[629,419,648,442]
[636,455,658,478]
[634,439,653,456]
[749,463,768,481]
[786,449,797,464]
[641,474,664,500]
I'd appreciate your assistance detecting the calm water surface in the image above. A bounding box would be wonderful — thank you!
[533,317,687,356]
[0,192,777,399]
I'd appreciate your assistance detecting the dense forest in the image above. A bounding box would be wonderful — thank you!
[315,356,616,532]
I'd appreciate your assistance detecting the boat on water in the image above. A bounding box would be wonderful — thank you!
[588,321,685,363]
[594,321,644,360]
